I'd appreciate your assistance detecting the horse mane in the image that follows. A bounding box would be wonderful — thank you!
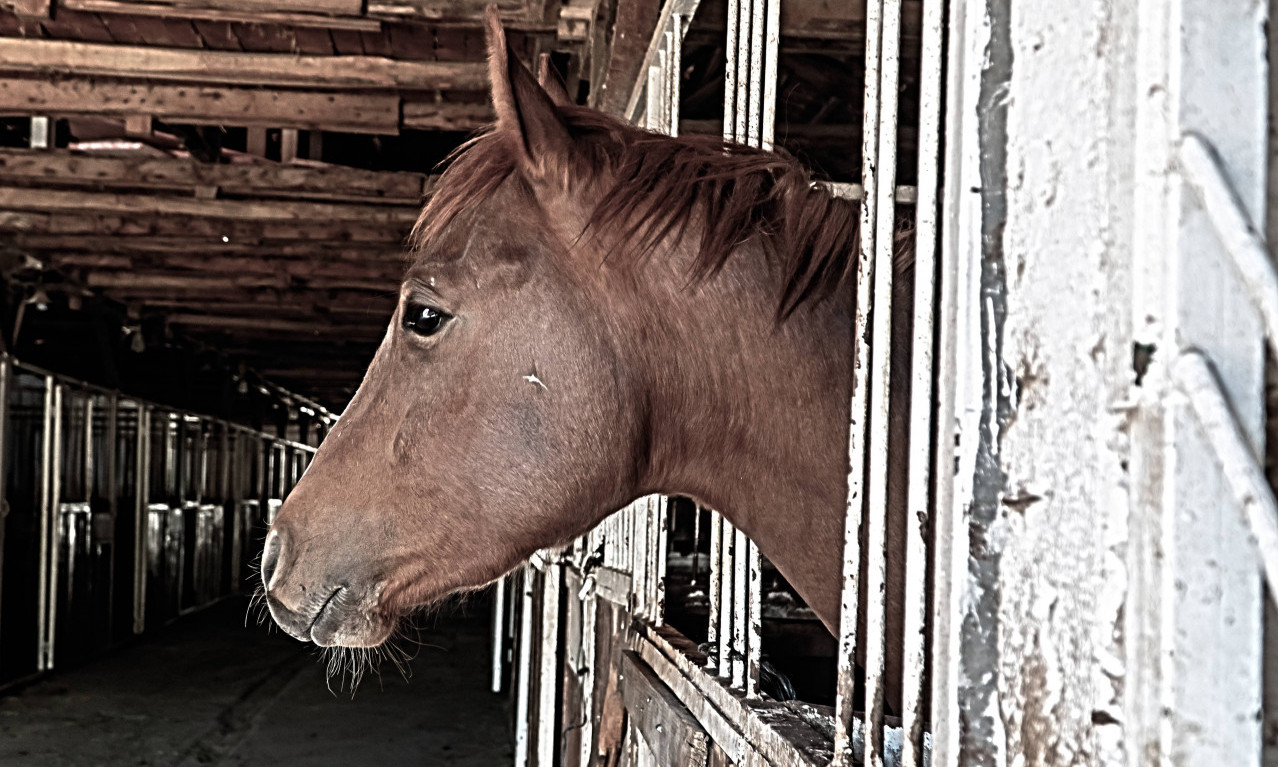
[409,104,876,317]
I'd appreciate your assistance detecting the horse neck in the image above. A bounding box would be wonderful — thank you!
[638,235,853,633]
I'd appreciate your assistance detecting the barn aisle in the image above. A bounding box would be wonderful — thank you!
[0,599,511,767]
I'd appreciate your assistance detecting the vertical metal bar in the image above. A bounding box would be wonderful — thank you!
[731,526,748,689]
[645,54,664,133]
[745,540,762,697]
[83,396,94,500]
[667,18,682,138]
[133,405,150,634]
[104,393,118,629]
[29,116,49,149]
[578,587,597,767]
[835,0,885,759]
[654,497,668,626]
[723,0,739,143]
[717,516,734,676]
[862,0,904,762]
[746,0,764,147]
[734,0,751,143]
[536,560,560,767]
[901,1,946,764]
[514,565,535,767]
[35,376,53,667]
[491,575,507,693]
[759,0,780,151]
[706,509,722,672]
[44,382,63,670]
[0,360,10,637]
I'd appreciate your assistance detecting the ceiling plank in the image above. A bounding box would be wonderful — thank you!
[0,77,402,133]
[0,211,411,242]
[0,148,430,202]
[61,0,384,31]
[14,234,407,260]
[0,186,421,223]
[0,37,489,91]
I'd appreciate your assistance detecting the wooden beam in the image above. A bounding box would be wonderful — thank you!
[0,212,411,243]
[0,77,402,134]
[0,38,489,92]
[280,129,299,163]
[619,651,710,767]
[166,312,386,338]
[0,149,429,202]
[0,186,420,223]
[401,100,494,131]
[14,235,406,260]
[83,272,397,292]
[46,253,405,282]
[61,0,384,31]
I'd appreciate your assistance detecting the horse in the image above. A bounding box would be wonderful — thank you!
[262,6,914,709]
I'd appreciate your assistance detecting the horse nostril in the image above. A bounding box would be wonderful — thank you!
[262,529,285,590]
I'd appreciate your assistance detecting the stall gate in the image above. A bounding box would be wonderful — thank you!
[0,356,327,688]
[494,0,1278,765]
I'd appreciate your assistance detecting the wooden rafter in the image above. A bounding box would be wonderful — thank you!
[0,148,430,202]
[0,37,489,91]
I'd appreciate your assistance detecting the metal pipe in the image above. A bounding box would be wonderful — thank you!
[760,0,780,151]
[44,383,64,671]
[863,0,904,762]
[901,0,947,763]
[0,360,10,635]
[491,575,507,693]
[654,497,668,625]
[746,539,762,697]
[717,516,734,676]
[513,566,535,767]
[35,376,54,667]
[835,0,886,759]
[731,526,748,689]
[1175,351,1278,609]
[723,0,739,143]
[746,0,764,147]
[536,560,560,767]
[706,509,722,672]
[134,406,150,634]
[1179,133,1278,363]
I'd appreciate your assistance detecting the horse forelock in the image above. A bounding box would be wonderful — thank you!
[408,105,883,317]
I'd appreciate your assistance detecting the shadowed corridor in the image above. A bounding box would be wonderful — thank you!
[0,599,512,766]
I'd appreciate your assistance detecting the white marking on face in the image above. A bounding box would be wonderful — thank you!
[522,373,548,390]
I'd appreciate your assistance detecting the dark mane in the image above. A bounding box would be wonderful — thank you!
[409,105,865,316]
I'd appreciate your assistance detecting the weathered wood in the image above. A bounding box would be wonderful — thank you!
[15,235,405,261]
[0,211,407,243]
[619,651,710,767]
[279,129,299,163]
[0,37,488,91]
[592,0,662,115]
[8,0,50,18]
[0,77,401,133]
[401,100,494,131]
[165,313,386,337]
[83,271,394,292]
[47,253,404,282]
[0,187,419,223]
[60,0,383,31]
[0,149,429,201]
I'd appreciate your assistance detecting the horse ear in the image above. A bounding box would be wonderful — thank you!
[537,53,572,107]
[484,5,572,179]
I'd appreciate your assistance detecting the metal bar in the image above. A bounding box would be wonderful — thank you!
[1180,132,1278,362]
[863,0,904,762]
[513,565,535,767]
[834,0,886,758]
[759,0,780,150]
[35,375,53,667]
[731,526,748,689]
[667,19,682,137]
[645,53,664,133]
[44,383,63,671]
[706,509,722,672]
[746,0,764,147]
[133,405,150,634]
[491,575,507,693]
[0,360,10,639]
[900,1,946,763]
[654,497,668,626]
[723,0,739,143]
[1174,351,1278,608]
[745,539,762,697]
[734,0,751,143]
[717,516,734,676]
[536,560,560,767]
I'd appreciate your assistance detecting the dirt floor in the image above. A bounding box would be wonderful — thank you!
[0,599,513,766]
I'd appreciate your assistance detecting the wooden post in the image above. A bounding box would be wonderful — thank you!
[279,129,298,164]
[245,127,267,158]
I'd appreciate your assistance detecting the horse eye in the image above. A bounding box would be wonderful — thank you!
[402,303,450,337]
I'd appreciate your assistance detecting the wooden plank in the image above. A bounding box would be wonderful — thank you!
[591,0,661,115]
[0,77,401,133]
[13,235,406,260]
[164,313,386,337]
[620,651,710,767]
[100,0,363,17]
[401,100,493,131]
[0,211,408,242]
[8,0,51,19]
[47,252,404,281]
[61,0,384,32]
[0,186,420,223]
[0,37,489,91]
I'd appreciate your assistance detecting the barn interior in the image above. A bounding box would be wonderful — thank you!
[0,0,913,763]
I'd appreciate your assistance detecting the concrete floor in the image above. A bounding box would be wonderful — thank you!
[0,599,513,766]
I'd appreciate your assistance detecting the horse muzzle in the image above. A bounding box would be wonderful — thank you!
[261,528,392,648]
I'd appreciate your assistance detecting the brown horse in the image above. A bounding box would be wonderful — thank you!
[263,8,912,705]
